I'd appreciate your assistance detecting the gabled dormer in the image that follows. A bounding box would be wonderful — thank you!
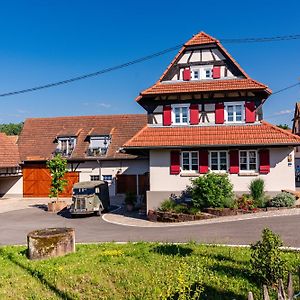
[55,136,77,157]
[137,32,271,127]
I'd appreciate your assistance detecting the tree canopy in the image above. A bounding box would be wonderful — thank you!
[0,122,23,135]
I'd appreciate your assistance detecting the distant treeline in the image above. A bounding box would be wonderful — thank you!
[0,122,24,135]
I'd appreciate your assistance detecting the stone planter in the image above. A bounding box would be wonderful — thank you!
[203,208,239,216]
[48,200,67,213]
[27,227,75,260]
[147,210,215,223]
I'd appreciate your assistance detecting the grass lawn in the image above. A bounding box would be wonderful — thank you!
[0,243,299,300]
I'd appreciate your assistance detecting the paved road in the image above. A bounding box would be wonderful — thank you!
[0,206,300,246]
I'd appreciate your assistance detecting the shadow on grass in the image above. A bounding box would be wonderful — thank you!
[208,263,255,284]
[200,284,245,300]
[208,252,248,265]
[152,244,193,257]
[0,248,74,300]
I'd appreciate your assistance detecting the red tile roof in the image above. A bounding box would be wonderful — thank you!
[0,133,20,167]
[18,114,147,162]
[137,32,271,100]
[184,31,218,46]
[140,79,270,96]
[123,121,300,148]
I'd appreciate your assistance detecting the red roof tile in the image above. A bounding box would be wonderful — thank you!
[123,121,300,148]
[0,133,20,167]
[140,79,271,96]
[18,114,147,162]
[184,32,218,46]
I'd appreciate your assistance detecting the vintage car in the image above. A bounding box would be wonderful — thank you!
[70,181,110,216]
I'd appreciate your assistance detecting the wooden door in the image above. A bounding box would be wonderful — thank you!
[23,165,79,197]
[116,175,137,194]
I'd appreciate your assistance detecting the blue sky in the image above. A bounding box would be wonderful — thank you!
[0,0,299,126]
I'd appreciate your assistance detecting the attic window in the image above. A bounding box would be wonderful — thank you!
[87,135,111,157]
[56,137,76,157]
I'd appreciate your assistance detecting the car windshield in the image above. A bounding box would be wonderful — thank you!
[73,188,94,195]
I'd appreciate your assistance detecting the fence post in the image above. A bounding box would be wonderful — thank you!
[263,285,270,300]
[278,279,287,300]
[287,272,294,300]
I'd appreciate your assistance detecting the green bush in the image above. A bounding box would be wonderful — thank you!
[249,178,267,208]
[236,194,255,210]
[125,192,137,205]
[158,199,176,212]
[268,192,296,207]
[191,173,234,209]
[250,228,287,286]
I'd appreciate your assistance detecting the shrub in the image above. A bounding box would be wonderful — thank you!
[250,228,287,286]
[125,192,137,205]
[236,194,255,211]
[268,192,296,207]
[158,199,177,212]
[191,172,234,209]
[249,178,267,208]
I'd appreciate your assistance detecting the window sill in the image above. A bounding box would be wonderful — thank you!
[180,173,200,177]
[238,172,259,177]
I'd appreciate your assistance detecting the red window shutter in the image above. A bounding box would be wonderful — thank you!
[183,68,191,81]
[215,103,224,124]
[229,150,239,174]
[245,102,256,123]
[259,149,270,174]
[190,104,199,125]
[163,105,172,126]
[199,150,209,174]
[170,151,180,175]
[212,66,221,79]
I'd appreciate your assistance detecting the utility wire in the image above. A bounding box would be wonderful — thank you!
[0,34,300,97]
[270,82,300,96]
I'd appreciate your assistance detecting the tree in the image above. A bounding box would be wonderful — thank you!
[277,124,290,130]
[0,122,24,135]
[46,154,68,199]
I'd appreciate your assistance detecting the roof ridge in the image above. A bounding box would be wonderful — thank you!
[261,120,300,141]
[25,113,146,121]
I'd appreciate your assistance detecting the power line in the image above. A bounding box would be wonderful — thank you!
[0,34,300,97]
[270,82,300,96]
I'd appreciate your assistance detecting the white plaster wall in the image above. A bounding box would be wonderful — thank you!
[0,176,23,197]
[76,159,149,196]
[149,148,295,193]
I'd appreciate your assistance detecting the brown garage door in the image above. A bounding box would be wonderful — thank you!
[116,174,149,195]
[23,165,79,197]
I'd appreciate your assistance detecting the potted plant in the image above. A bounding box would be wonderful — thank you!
[125,192,137,212]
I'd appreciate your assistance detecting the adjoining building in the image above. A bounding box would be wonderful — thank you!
[123,32,300,210]
[17,114,148,197]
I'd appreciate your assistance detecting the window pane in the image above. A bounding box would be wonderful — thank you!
[211,164,218,170]
[236,105,242,121]
[194,70,199,79]
[182,164,189,170]
[191,164,198,171]
[240,164,248,170]
[182,107,188,123]
[249,164,256,170]
[182,152,189,159]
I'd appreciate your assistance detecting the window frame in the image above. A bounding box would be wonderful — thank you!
[181,151,199,172]
[239,150,258,172]
[90,175,100,181]
[172,104,190,125]
[57,137,76,156]
[224,101,244,123]
[209,150,229,172]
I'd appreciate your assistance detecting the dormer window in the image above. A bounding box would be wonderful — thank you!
[56,137,76,157]
[88,135,111,157]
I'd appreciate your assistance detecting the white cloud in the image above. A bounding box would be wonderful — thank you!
[273,109,292,116]
[97,103,111,108]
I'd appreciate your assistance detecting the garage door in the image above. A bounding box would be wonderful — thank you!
[23,165,79,197]
[116,174,149,195]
